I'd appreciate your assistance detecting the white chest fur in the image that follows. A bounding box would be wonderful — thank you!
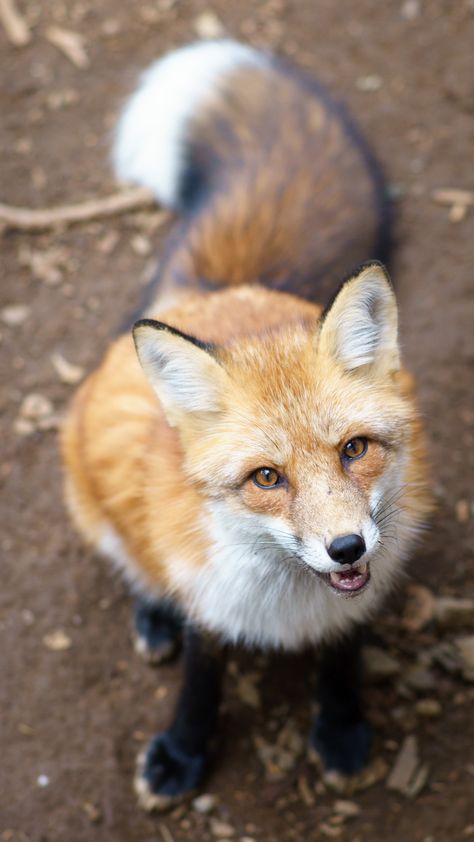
[174,509,395,651]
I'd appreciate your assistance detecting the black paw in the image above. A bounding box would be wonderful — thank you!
[134,599,182,664]
[310,715,371,775]
[135,732,207,811]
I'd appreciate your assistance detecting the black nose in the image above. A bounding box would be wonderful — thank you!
[327,534,366,565]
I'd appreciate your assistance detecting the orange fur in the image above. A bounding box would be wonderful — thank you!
[61,50,431,644]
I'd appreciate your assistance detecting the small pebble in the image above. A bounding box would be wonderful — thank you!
[192,793,217,814]
[333,799,361,817]
[415,698,442,718]
[210,819,235,838]
[401,0,420,19]
[356,74,383,92]
[130,234,152,256]
[37,774,50,787]
[43,630,72,651]
[193,11,226,39]
[1,305,31,326]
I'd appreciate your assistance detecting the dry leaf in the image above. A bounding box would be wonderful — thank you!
[386,735,428,797]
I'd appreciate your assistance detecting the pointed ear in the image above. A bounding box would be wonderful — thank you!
[318,263,400,374]
[133,319,228,423]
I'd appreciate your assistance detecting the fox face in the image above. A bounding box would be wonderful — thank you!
[134,264,428,647]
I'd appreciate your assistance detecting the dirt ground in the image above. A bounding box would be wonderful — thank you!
[1,1,474,840]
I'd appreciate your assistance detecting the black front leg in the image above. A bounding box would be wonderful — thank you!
[135,626,226,810]
[310,629,371,775]
[134,597,183,664]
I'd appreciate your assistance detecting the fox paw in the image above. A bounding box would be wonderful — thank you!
[134,733,207,812]
[310,716,371,777]
[133,601,182,665]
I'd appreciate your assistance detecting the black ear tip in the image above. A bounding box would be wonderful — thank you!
[133,318,167,332]
[357,259,390,278]
[132,319,216,354]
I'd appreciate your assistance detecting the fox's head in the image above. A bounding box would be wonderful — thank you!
[133,263,430,633]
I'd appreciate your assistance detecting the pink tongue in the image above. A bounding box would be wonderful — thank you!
[331,568,368,592]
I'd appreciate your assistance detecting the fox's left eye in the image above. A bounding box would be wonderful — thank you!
[342,437,368,460]
[253,467,281,488]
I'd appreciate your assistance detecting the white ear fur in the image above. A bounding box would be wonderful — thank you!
[133,320,227,422]
[318,263,400,373]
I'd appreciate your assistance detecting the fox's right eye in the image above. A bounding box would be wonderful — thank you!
[252,467,281,488]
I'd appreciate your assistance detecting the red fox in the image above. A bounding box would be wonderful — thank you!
[61,40,432,809]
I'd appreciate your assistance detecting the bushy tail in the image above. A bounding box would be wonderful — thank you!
[113,41,267,211]
[113,40,389,302]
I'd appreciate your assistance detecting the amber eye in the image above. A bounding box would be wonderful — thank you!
[253,467,281,488]
[342,437,368,460]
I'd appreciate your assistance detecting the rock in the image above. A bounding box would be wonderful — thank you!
[333,799,361,818]
[130,234,152,256]
[192,794,217,814]
[19,392,54,421]
[15,392,59,435]
[51,352,85,385]
[402,665,436,693]
[333,799,360,819]
[386,735,428,797]
[1,305,30,326]
[454,636,474,682]
[210,819,235,838]
[319,823,343,838]
[400,0,420,19]
[193,11,226,39]
[362,645,401,680]
[415,698,442,717]
[401,584,435,632]
[434,597,474,629]
[356,75,383,92]
[43,630,72,651]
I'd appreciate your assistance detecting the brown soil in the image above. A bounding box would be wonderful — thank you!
[1,1,473,841]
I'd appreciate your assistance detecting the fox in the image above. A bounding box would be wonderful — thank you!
[61,40,432,810]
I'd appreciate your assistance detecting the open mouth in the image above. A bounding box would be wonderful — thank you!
[327,562,370,596]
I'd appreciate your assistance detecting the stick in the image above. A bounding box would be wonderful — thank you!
[0,187,162,231]
[431,188,474,207]
[0,0,31,45]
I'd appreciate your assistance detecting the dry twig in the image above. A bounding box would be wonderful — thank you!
[0,0,31,46]
[431,188,474,207]
[0,188,160,231]
[46,25,89,68]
